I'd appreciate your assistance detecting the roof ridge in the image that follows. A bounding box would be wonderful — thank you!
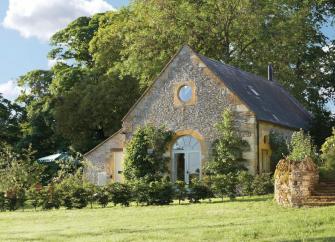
[198,54,282,86]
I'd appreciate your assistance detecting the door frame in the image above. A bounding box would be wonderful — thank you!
[172,150,201,184]
[111,148,123,182]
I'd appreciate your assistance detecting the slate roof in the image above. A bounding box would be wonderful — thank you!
[197,53,312,129]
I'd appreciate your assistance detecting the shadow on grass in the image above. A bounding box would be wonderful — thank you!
[280,237,335,242]
[202,196,271,204]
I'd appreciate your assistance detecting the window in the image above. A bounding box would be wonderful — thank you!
[174,81,196,107]
[178,85,193,102]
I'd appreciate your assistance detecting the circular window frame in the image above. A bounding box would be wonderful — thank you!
[174,81,196,107]
[178,85,193,103]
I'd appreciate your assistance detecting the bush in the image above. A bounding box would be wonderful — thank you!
[108,183,132,206]
[83,182,97,208]
[188,179,213,203]
[320,128,335,180]
[147,180,175,205]
[0,192,5,211]
[237,171,254,196]
[131,180,151,205]
[96,186,109,208]
[27,186,41,210]
[252,173,273,195]
[57,175,88,209]
[16,188,27,211]
[6,190,17,211]
[287,130,317,162]
[174,181,187,204]
[40,184,61,210]
[212,173,238,200]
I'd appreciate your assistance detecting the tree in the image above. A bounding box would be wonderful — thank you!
[53,70,139,151]
[206,109,249,199]
[47,13,141,152]
[91,0,335,108]
[206,110,249,175]
[123,125,173,182]
[0,145,43,210]
[0,94,22,148]
[0,145,43,192]
[16,70,68,158]
[9,1,334,156]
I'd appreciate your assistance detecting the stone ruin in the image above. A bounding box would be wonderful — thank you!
[274,157,319,207]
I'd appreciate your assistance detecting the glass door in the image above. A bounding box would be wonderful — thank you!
[185,152,201,184]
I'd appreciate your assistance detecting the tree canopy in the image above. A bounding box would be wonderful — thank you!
[2,0,334,156]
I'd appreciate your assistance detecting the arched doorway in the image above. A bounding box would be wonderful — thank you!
[172,135,201,184]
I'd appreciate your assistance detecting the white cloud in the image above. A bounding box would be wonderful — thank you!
[2,0,114,41]
[0,80,21,101]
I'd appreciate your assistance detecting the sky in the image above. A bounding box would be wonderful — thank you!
[0,0,334,112]
[0,0,129,100]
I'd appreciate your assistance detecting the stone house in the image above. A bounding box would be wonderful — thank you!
[84,45,311,185]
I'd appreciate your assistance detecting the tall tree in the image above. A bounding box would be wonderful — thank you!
[16,70,68,158]
[90,0,334,108]
[48,13,140,152]
[0,94,22,148]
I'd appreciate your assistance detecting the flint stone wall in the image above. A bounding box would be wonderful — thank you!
[122,46,258,174]
[275,158,319,207]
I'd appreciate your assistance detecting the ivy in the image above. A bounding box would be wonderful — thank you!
[123,125,173,182]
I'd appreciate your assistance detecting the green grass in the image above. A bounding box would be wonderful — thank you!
[1,196,335,242]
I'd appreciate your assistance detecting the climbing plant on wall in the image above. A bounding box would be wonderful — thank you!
[123,125,174,182]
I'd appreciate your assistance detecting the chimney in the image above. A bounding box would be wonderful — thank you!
[268,64,273,81]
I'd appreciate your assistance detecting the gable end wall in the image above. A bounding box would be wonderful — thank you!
[122,47,258,174]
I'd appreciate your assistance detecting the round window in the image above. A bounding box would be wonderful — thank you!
[178,85,192,102]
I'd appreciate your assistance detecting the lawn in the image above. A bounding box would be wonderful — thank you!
[1,196,335,242]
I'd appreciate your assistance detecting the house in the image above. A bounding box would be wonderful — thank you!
[84,45,311,185]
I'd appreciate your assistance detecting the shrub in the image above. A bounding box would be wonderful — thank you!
[237,171,254,196]
[6,190,17,211]
[96,186,109,208]
[131,179,150,205]
[252,173,273,195]
[212,173,238,200]
[108,183,132,206]
[72,187,89,209]
[269,131,289,172]
[57,175,88,209]
[0,145,43,194]
[147,180,175,205]
[0,192,5,211]
[83,182,97,208]
[188,179,213,203]
[174,181,187,204]
[124,125,173,182]
[40,184,61,210]
[16,188,27,211]
[320,128,335,180]
[287,130,317,162]
[27,186,41,211]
